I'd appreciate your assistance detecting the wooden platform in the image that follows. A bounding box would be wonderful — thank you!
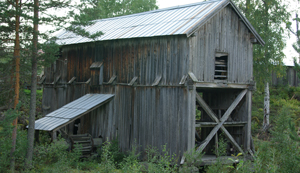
[199,155,240,166]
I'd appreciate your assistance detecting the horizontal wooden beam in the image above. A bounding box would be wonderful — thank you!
[195,82,249,89]
[195,121,247,128]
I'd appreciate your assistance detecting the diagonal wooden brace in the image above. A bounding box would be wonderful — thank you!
[195,89,247,154]
[195,92,245,155]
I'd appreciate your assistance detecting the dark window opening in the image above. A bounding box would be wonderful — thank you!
[214,53,228,80]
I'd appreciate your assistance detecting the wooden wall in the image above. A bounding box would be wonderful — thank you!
[189,6,253,84]
[42,35,194,160]
[42,5,256,160]
[272,66,300,87]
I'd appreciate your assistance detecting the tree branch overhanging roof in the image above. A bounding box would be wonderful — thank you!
[55,0,264,46]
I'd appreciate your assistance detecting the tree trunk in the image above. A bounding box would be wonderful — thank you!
[263,82,270,131]
[10,0,20,171]
[25,0,38,167]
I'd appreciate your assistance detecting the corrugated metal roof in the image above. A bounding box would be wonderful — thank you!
[55,0,264,46]
[32,94,114,131]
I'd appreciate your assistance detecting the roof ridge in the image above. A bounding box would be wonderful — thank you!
[93,0,226,22]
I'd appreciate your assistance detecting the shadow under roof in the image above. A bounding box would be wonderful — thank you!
[32,94,114,131]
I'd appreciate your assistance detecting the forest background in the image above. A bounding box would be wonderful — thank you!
[1,0,300,172]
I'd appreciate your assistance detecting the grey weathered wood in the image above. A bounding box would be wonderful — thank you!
[188,72,198,82]
[196,89,247,153]
[152,75,162,86]
[99,65,103,85]
[179,75,188,85]
[90,62,103,69]
[247,90,252,150]
[85,78,91,84]
[195,121,247,127]
[41,4,257,165]
[128,76,138,86]
[68,77,76,84]
[195,82,249,89]
[38,75,46,85]
[107,75,117,84]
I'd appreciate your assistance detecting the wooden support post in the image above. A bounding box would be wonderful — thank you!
[35,130,39,144]
[247,90,252,151]
[52,130,57,141]
[215,133,218,157]
[195,89,247,154]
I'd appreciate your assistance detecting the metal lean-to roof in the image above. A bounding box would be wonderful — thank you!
[55,0,264,46]
[33,94,114,131]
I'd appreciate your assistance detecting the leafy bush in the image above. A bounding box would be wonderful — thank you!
[145,145,178,173]
[31,137,81,172]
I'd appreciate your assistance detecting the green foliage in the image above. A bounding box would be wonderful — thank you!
[205,159,229,173]
[213,134,227,157]
[120,144,141,172]
[181,147,204,170]
[76,0,158,21]
[0,109,27,172]
[144,145,178,173]
[196,108,201,120]
[31,137,81,172]
[97,141,117,172]
[97,139,126,167]
[233,0,290,89]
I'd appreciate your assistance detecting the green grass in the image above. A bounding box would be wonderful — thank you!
[24,89,43,96]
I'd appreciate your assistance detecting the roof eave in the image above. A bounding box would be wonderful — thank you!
[185,0,265,46]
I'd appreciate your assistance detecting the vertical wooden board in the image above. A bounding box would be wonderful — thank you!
[153,39,158,79]
[173,88,179,156]
[147,88,152,150]
[136,40,141,84]
[166,39,171,85]
[143,40,148,85]
[124,41,129,83]
[133,87,138,147]
[215,12,220,50]
[203,24,208,82]
[238,20,243,83]
[243,27,248,83]
[148,39,153,84]
[181,88,188,155]
[182,37,188,79]
[188,37,194,79]
[165,88,170,151]
[151,88,156,148]
[130,41,135,83]
[136,88,141,153]
[139,88,144,153]
[198,27,205,81]
[140,40,145,85]
[161,38,167,85]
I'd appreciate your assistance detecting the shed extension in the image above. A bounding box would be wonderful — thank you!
[33,94,114,131]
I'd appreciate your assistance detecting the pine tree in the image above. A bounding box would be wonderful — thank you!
[74,0,158,22]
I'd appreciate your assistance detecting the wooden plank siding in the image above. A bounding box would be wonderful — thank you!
[42,35,194,160]
[41,5,257,162]
[189,6,253,84]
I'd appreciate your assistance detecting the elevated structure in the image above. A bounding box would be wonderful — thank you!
[37,0,263,163]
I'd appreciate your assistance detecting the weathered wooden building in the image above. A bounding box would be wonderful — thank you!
[35,0,264,163]
[272,66,300,87]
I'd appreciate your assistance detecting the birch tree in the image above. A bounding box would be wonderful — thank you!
[233,0,290,130]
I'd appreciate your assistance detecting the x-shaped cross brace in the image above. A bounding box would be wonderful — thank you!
[180,89,248,164]
[195,89,247,154]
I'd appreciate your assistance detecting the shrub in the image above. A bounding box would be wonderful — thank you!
[0,109,27,172]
